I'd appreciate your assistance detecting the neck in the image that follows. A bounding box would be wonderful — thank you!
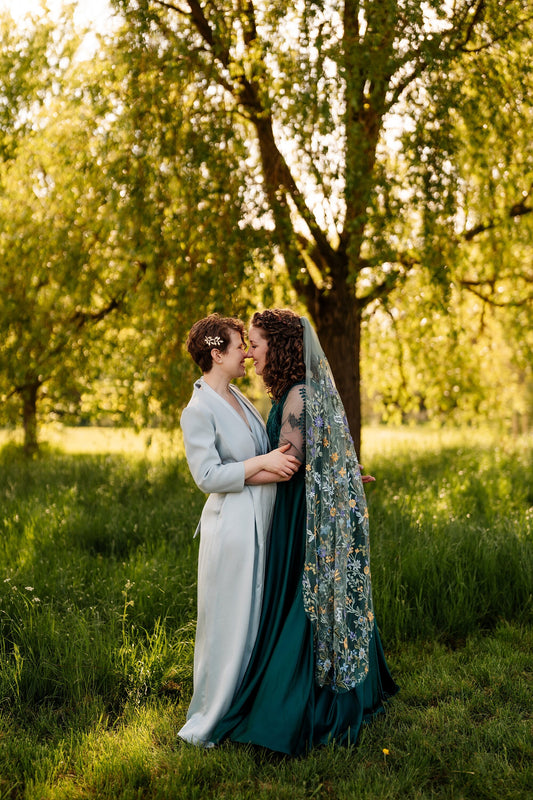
[202,371,232,397]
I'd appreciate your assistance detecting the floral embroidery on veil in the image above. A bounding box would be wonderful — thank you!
[301,319,374,692]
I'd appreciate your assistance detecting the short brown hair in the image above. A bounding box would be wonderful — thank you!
[186,314,245,373]
[250,309,304,400]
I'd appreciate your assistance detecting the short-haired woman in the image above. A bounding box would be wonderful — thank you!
[178,313,300,746]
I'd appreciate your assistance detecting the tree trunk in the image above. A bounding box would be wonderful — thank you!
[21,382,40,455]
[312,288,363,459]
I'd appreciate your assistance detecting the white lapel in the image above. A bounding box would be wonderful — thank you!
[198,378,254,433]
[229,385,267,431]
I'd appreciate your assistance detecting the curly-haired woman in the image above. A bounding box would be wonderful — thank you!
[213,309,398,755]
[178,313,300,747]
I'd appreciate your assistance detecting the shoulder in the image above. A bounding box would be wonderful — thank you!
[281,383,305,419]
[283,382,306,406]
[181,381,213,426]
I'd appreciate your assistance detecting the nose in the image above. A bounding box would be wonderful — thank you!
[245,347,253,358]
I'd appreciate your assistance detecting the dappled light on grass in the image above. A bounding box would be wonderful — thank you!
[0,427,531,799]
[0,425,184,460]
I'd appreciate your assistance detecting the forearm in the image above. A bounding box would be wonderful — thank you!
[244,451,300,482]
[243,454,274,481]
[246,469,282,485]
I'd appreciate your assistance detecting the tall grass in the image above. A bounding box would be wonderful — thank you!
[365,434,533,646]
[0,443,200,719]
[0,426,531,799]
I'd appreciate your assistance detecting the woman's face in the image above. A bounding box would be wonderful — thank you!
[247,325,269,376]
[216,329,247,379]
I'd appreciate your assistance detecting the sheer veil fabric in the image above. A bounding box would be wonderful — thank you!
[301,317,375,691]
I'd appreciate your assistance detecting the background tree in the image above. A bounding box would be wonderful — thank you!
[112,0,533,454]
[0,11,145,452]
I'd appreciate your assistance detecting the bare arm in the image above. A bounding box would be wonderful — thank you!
[278,385,305,461]
[246,467,295,485]
[246,387,305,484]
[243,443,300,482]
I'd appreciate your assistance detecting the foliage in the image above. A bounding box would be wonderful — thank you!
[0,11,147,451]
[109,0,533,453]
[1,2,532,451]
[0,7,296,444]
[362,272,533,430]
[92,20,295,424]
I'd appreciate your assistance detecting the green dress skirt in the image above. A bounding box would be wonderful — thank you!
[213,393,398,756]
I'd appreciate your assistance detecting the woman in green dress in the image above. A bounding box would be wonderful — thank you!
[213,309,398,756]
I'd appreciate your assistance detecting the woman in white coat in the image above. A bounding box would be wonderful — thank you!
[178,314,300,746]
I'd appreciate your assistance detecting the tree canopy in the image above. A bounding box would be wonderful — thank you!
[110,0,533,453]
[0,1,531,453]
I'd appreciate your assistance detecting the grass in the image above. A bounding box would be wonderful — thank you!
[0,425,531,799]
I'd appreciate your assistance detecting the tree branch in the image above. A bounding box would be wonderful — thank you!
[386,4,533,110]
[152,0,188,12]
[463,187,533,241]
[459,0,486,49]
[358,266,410,309]
[461,12,533,53]
[459,280,533,307]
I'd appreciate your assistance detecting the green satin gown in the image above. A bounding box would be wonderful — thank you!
[213,390,399,756]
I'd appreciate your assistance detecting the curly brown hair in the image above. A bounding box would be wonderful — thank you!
[186,313,244,373]
[250,309,305,400]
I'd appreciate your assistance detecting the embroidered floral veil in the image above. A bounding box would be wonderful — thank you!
[301,317,375,691]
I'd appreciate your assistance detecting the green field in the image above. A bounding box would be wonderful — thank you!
[0,426,531,799]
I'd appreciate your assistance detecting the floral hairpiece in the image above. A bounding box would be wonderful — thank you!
[204,335,223,347]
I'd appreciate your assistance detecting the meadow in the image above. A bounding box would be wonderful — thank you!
[0,425,531,800]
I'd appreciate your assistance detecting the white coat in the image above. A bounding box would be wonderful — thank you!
[177,377,276,745]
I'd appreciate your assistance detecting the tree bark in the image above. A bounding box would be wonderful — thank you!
[312,287,362,459]
[21,381,40,455]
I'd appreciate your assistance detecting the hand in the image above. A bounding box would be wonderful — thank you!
[359,465,376,484]
[263,443,301,478]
